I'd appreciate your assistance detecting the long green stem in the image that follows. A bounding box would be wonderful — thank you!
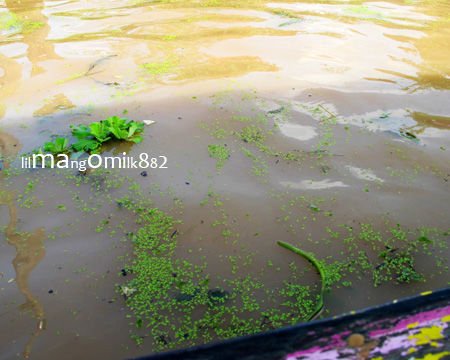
[277,241,326,321]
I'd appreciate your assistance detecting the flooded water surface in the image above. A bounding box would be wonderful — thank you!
[1,0,449,359]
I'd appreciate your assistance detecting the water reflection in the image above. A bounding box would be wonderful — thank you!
[0,131,46,359]
[0,0,59,117]
[1,0,449,126]
[4,0,60,75]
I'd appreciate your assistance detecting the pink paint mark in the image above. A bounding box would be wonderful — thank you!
[369,305,450,338]
[285,330,351,359]
[286,346,322,360]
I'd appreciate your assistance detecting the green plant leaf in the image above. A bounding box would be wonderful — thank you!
[128,135,143,143]
[72,138,101,152]
[104,116,127,130]
[44,137,69,154]
[71,124,92,139]
[89,122,111,143]
[109,125,129,140]
[127,122,144,138]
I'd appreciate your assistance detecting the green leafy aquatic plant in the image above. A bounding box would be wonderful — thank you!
[43,137,70,155]
[71,116,144,152]
[102,116,144,143]
[88,122,112,143]
[30,116,146,159]
[71,138,102,153]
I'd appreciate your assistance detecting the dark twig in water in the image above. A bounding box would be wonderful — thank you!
[85,54,118,76]
[318,104,337,119]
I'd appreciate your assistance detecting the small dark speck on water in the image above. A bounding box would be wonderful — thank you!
[178,116,182,120]
[185,182,190,185]
[140,171,148,177]
[48,289,54,294]
[121,269,128,277]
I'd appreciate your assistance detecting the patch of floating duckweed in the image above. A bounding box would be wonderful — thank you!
[201,94,307,179]
[199,190,239,241]
[208,144,230,170]
[241,147,268,177]
[273,190,448,288]
[142,59,176,76]
[56,204,67,212]
[0,12,44,34]
[119,190,321,350]
[161,34,177,41]
[211,127,229,139]
[339,223,448,287]
[344,5,384,18]
[239,125,266,144]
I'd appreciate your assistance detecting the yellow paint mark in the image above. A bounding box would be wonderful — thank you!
[407,347,417,354]
[421,291,432,296]
[409,326,444,346]
[415,351,450,360]
[441,315,450,323]
[407,322,419,329]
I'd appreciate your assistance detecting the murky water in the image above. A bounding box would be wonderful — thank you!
[1,0,449,359]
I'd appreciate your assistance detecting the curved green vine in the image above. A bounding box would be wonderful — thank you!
[277,241,326,321]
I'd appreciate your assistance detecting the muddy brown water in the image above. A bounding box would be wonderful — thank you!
[1,0,449,359]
